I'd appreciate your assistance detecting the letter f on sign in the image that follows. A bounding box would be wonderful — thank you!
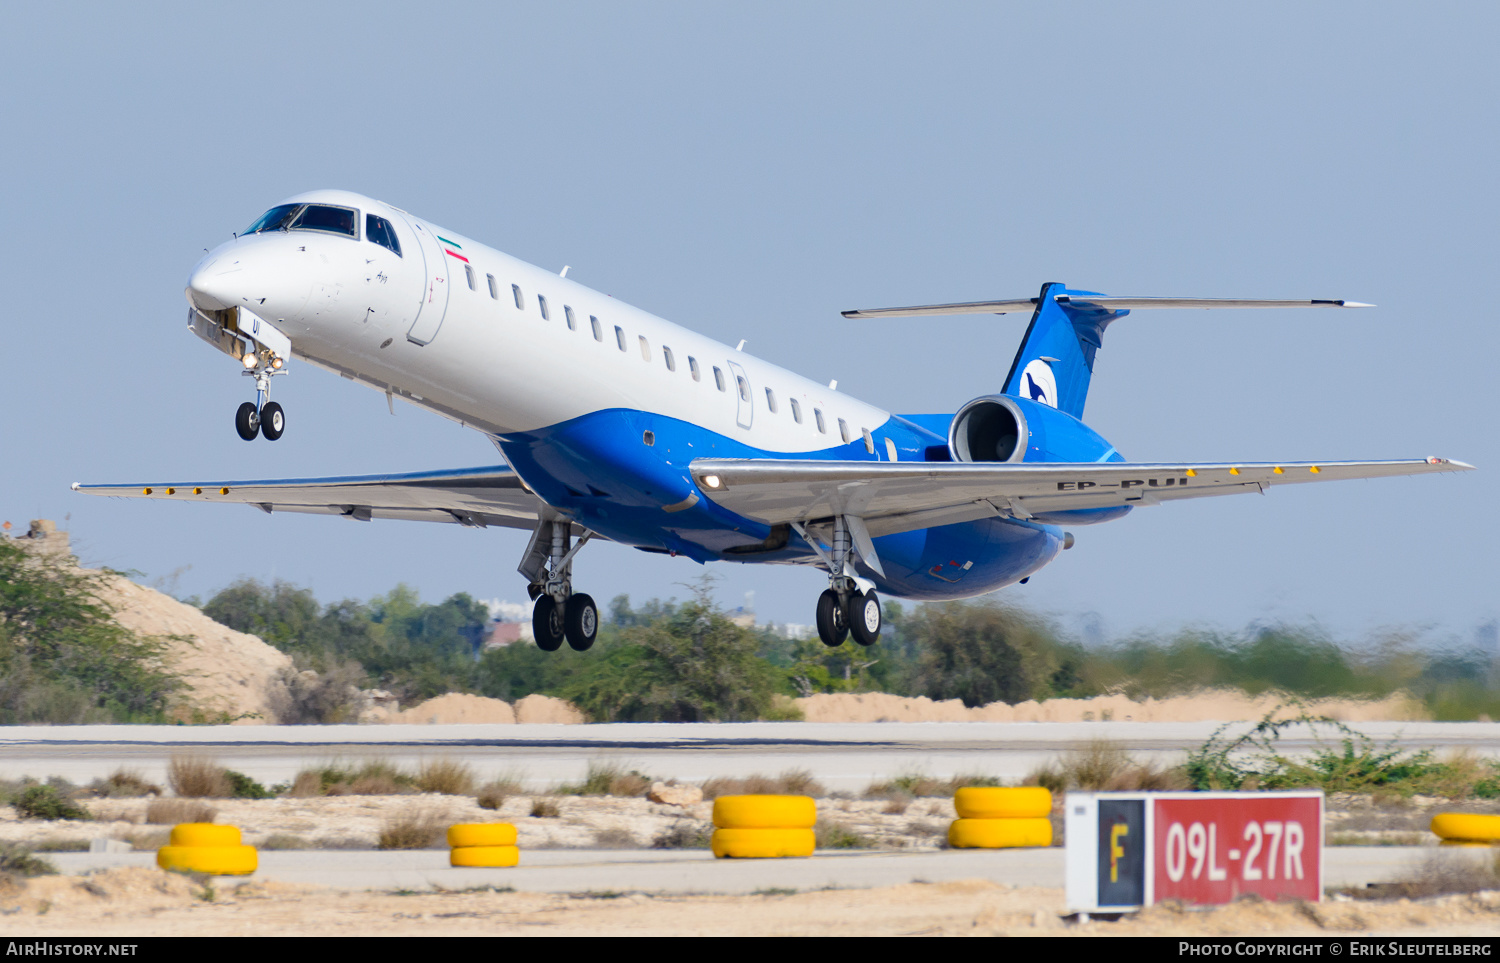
[1110,822,1128,882]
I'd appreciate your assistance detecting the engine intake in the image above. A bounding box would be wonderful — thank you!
[949,395,1028,463]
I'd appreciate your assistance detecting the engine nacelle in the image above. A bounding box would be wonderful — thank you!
[948,395,1028,463]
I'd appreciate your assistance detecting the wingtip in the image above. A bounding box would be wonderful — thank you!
[69,482,79,491]
[1429,457,1476,470]
[1340,300,1376,308]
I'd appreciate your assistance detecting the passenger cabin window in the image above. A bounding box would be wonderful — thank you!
[862,427,875,454]
[713,367,726,391]
[245,204,301,235]
[464,264,476,290]
[590,315,603,341]
[538,295,550,321]
[638,336,651,361]
[564,306,577,331]
[663,346,676,371]
[365,214,402,256]
[765,388,777,413]
[290,204,358,238]
[815,409,827,434]
[615,326,626,351]
[688,356,700,381]
[736,375,750,402]
[790,397,802,423]
[512,285,524,310]
[838,419,851,444]
[487,274,498,299]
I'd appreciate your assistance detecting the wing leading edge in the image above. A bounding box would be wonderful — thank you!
[72,466,558,532]
[689,457,1473,537]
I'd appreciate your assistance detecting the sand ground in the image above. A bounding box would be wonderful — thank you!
[1,870,1498,937]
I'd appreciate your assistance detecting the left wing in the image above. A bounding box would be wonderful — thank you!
[73,465,558,532]
[689,457,1473,536]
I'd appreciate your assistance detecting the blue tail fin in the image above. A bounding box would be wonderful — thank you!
[1001,282,1127,419]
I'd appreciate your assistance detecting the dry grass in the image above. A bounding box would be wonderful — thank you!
[814,818,873,849]
[558,760,652,797]
[881,795,911,815]
[259,833,310,850]
[167,756,232,798]
[144,798,217,825]
[1349,850,1500,899]
[416,758,476,796]
[530,798,561,818]
[377,806,449,850]
[1027,739,1189,793]
[700,769,827,800]
[652,820,712,849]
[863,770,1004,799]
[592,826,640,848]
[88,769,161,799]
[292,760,417,797]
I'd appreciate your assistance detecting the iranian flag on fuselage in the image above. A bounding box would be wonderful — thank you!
[437,236,468,262]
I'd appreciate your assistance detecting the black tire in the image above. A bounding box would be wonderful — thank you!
[815,589,848,647]
[260,402,285,440]
[532,595,565,652]
[564,593,598,651]
[848,590,882,647]
[235,402,259,441]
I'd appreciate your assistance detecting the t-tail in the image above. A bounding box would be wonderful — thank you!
[843,286,1374,420]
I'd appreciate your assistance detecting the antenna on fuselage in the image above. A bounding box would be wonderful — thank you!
[559,265,570,278]
[736,340,746,351]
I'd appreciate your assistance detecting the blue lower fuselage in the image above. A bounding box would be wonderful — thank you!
[496,396,1132,601]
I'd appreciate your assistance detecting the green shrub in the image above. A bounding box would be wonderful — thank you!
[224,770,273,799]
[814,819,872,849]
[0,844,56,877]
[13,785,89,821]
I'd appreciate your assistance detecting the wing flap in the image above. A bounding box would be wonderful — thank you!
[691,457,1471,534]
[72,466,555,533]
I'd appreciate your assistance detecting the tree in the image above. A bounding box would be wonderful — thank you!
[0,539,178,722]
[905,600,1070,707]
[562,581,780,721]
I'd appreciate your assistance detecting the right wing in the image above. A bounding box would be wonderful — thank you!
[690,457,1473,537]
[73,465,566,532]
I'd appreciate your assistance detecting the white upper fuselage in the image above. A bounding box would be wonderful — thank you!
[188,190,893,454]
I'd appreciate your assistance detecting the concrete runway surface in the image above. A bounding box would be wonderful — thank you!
[48,846,1443,895]
[1,721,1496,790]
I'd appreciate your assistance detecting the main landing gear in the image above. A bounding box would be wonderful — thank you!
[519,519,598,652]
[234,350,287,441]
[799,517,882,648]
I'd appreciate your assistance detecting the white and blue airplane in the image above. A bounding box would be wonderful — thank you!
[76,190,1472,652]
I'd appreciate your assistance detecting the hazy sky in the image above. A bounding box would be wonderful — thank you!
[2,3,1495,644]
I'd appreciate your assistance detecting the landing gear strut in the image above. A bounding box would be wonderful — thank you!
[235,350,287,442]
[797,517,883,648]
[520,519,597,652]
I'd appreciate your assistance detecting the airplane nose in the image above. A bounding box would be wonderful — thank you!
[186,256,242,313]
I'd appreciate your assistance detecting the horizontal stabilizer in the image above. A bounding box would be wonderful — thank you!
[842,296,1373,319]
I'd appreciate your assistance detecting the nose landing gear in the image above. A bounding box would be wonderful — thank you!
[234,350,287,442]
[520,519,598,652]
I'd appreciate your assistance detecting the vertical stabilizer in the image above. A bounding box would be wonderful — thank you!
[1000,282,1127,419]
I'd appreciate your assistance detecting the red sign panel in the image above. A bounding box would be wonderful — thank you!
[1152,795,1322,904]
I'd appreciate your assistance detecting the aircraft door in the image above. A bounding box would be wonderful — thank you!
[727,360,752,429]
[403,219,450,345]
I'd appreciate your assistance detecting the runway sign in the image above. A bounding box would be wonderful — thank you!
[1065,791,1323,913]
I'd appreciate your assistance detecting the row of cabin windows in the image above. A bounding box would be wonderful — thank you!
[460,263,876,451]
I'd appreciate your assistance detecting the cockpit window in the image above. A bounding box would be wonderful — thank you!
[366,214,402,257]
[244,204,302,235]
[290,204,358,238]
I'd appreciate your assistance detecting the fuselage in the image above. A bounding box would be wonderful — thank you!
[187,190,1127,600]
